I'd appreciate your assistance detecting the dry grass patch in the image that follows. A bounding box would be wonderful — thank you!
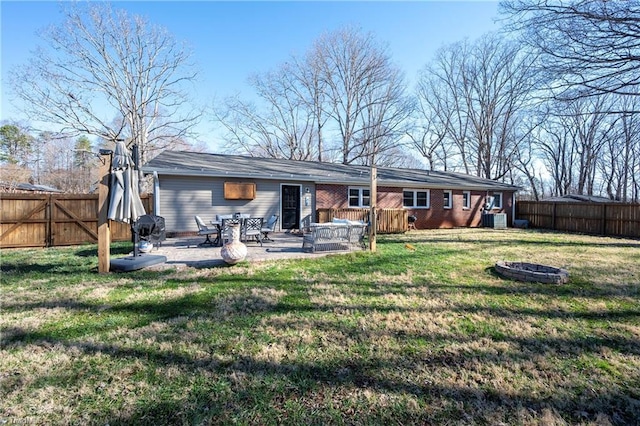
[122,282,204,304]
[1,229,639,425]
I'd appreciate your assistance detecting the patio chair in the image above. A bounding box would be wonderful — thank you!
[194,215,219,246]
[221,218,241,245]
[241,217,263,246]
[261,215,278,242]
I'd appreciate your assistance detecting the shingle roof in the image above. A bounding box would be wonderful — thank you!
[0,182,63,193]
[143,151,520,191]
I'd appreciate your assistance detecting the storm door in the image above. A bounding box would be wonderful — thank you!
[281,185,300,230]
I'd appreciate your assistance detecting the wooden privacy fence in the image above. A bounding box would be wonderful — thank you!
[316,208,407,233]
[516,201,640,238]
[0,193,152,248]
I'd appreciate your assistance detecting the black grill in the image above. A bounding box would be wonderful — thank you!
[134,214,166,244]
[407,214,417,230]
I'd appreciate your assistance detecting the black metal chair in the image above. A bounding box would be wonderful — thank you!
[241,217,263,246]
[221,218,241,245]
[408,215,418,230]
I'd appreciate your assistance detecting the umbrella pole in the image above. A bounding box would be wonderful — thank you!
[98,151,112,273]
[131,143,140,257]
[132,223,139,257]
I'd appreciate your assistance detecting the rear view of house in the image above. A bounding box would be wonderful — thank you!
[143,151,519,236]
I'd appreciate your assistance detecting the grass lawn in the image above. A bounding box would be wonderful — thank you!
[1,228,639,425]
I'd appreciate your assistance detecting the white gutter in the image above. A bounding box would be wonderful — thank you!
[153,171,160,216]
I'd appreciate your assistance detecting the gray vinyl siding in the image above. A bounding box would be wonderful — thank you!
[156,175,315,233]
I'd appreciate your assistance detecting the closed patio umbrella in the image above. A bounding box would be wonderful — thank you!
[107,141,146,224]
[107,141,166,272]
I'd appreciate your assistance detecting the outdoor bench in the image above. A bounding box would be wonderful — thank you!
[302,221,367,253]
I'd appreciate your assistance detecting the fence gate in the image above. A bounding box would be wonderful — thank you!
[0,194,50,248]
[51,194,100,246]
[1,193,152,248]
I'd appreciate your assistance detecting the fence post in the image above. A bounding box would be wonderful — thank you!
[97,152,111,273]
[601,204,607,236]
[46,194,52,247]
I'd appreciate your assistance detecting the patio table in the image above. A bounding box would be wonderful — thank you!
[215,218,264,246]
[209,220,222,246]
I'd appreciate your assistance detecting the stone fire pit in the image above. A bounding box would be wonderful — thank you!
[495,261,569,284]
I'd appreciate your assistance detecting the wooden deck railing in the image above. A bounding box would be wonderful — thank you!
[316,208,407,233]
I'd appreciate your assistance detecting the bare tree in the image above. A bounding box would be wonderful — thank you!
[213,97,263,156]
[314,26,411,165]
[213,26,410,166]
[500,1,640,200]
[571,99,613,195]
[214,92,317,161]
[536,117,575,197]
[417,34,538,180]
[405,114,445,171]
[598,95,640,202]
[41,135,77,192]
[536,96,614,197]
[512,117,547,200]
[501,0,640,102]
[9,2,200,165]
[212,48,330,161]
[214,62,321,161]
[286,52,330,162]
[411,51,470,172]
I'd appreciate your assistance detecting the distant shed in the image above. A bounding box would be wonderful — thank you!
[542,194,619,203]
[0,182,64,194]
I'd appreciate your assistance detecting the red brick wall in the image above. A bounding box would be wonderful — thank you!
[316,184,514,229]
[377,186,402,208]
[316,185,403,209]
[316,184,347,208]
[414,189,483,229]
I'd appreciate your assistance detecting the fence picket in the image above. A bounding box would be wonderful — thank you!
[516,201,639,238]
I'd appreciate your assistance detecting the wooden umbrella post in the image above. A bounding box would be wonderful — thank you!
[97,151,112,273]
[369,164,377,252]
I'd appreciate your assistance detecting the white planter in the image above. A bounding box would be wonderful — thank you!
[220,223,247,264]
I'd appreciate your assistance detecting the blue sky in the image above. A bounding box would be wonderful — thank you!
[1,1,501,150]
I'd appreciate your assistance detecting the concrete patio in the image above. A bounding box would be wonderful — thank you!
[131,231,354,270]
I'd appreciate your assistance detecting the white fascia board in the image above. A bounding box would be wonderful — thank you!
[143,167,367,184]
[379,180,521,191]
[144,168,520,191]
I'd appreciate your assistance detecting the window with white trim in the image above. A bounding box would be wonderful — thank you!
[462,191,471,209]
[492,192,503,209]
[348,187,370,207]
[443,190,452,209]
[403,189,430,208]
